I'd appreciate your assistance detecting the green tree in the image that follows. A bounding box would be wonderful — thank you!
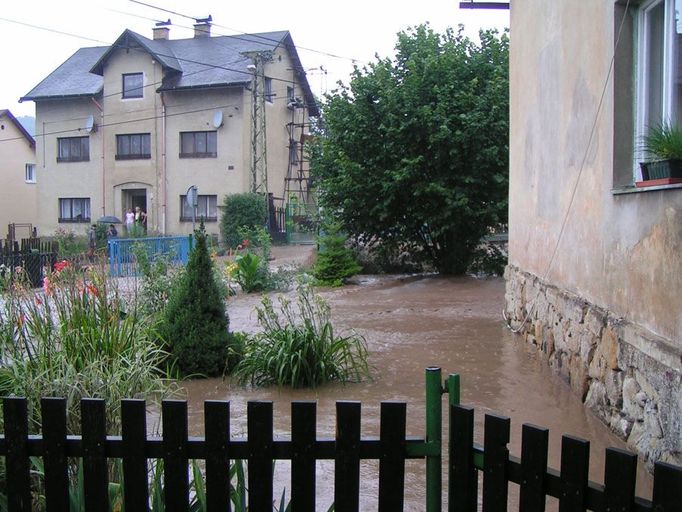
[220,193,267,249]
[313,222,362,286]
[310,25,509,274]
[158,221,233,376]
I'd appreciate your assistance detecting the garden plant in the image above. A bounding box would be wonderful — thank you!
[234,282,370,388]
[157,221,238,376]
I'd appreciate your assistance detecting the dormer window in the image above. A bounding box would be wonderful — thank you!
[122,73,143,99]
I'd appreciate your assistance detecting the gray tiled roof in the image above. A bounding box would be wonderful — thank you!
[21,46,107,101]
[20,29,318,116]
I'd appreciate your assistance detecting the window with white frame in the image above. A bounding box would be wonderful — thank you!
[25,164,36,183]
[180,194,217,221]
[635,0,682,166]
[58,198,90,223]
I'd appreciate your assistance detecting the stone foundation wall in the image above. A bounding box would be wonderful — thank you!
[504,265,682,468]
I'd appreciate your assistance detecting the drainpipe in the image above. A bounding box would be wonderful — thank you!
[160,92,167,235]
[91,98,105,216]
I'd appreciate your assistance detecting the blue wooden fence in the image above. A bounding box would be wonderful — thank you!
[107,236,192,277]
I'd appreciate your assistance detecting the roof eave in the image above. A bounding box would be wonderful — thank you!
[158,81,249,93]
[0,109,35,147]
[20,92,101,103]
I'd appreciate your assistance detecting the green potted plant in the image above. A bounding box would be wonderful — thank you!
[639,123,682,185]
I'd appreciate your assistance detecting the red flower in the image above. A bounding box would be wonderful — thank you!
[86,283,99,297]
[242,239,249,247]
[54,260,70,273]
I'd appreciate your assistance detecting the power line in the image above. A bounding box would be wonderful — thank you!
[0,101,242,143]
[128,0,366,65]
[0,15,313,114]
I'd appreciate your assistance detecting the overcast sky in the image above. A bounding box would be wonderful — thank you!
[0,0,508,118]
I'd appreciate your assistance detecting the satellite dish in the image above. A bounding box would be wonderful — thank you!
[212,110,224,129]
[84,115,96,133]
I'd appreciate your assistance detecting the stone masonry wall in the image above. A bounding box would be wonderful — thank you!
[505,265,682,468]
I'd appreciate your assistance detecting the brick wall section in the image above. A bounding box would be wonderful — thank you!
[504,265,682,469]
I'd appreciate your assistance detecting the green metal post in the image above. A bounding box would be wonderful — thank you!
[447,373,460,407]
[425,366,442,512]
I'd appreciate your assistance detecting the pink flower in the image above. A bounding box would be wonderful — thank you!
[242,239,249,247]
[43,277,52,296]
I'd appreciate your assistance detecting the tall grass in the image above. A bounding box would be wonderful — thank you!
[0,261,172,435]
[234,283,370,388]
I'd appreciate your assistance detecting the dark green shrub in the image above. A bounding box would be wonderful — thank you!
[220,193,267,249]
[158,221,235,376]
[313,223,362,286]
[234,283,370,388]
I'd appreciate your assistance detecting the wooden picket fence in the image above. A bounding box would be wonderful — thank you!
[1,388,681,511]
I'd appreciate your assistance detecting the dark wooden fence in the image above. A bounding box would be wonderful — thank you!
[0,238,57,287]
[1,396,681,511]
[449,406,682,512]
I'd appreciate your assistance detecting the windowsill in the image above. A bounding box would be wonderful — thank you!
[179,153,217,159]
[612,182,682,195]
[57,158,90,163]
[115,155,151,160]
[25,181,36,184]
[58,219,90,223]
[180,217,217,222]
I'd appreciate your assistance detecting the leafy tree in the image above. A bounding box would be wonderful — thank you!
[220,193,267,249]
[310,25,509,274]
[158,220,234,376]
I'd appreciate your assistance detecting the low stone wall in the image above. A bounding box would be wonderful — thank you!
[504,265,681,468]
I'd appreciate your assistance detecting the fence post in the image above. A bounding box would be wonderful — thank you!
[426,366,443,512]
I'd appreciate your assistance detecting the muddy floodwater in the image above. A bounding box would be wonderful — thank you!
[180,274,653,510]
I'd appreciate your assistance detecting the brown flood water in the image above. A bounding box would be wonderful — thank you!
[180,274,653,510]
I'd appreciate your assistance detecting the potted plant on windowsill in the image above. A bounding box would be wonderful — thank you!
[638,123,682,187]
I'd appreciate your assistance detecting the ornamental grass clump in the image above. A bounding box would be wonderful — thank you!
[234,282,370,388]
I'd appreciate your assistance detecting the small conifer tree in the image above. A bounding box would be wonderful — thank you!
[159,220,233,376]
[313,222,362,286]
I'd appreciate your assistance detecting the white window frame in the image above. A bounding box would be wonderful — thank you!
[25,163,36,183]
[635,0,680,175]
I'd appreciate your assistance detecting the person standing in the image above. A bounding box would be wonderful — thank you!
[124,208,135,234]
[134,206,147,232]
[107,224,118,239]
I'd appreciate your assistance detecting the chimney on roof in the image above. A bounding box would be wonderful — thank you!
[153,26,170,40]
[194,21,211,38]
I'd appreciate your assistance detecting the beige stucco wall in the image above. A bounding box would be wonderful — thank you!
[34,98,101,236]
[507,0,682,466]
[0,113,37,236]
[508,0,681,344]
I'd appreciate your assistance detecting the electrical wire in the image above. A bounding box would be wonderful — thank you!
[128,0,366,65]
[504,0,632,333]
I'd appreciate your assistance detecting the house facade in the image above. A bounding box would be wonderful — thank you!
[505,0,681,466]
[0,109,37,238]
[21,23,317,238]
